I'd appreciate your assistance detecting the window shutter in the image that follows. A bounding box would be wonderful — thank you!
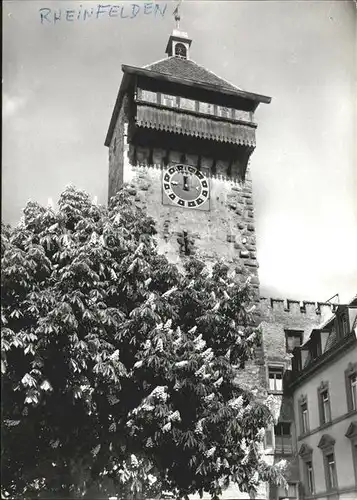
[345,369,353,412]
[327,393,332,422]
[317,388,323,425]
[298,404,303,436]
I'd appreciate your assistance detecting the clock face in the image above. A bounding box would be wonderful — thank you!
[163,164,210,208]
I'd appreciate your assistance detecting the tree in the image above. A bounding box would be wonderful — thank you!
[1,186,286,499]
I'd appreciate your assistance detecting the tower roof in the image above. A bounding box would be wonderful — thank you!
[104,61,271,147]
[144,56,242,93]
[104,5,271,148]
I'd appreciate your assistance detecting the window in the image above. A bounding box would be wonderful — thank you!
[311,336,322,360]
[175,42,187,58]
[264,425,273,448]
[318,434,337,491]
[138,88,157,104]
[299,395,310,435]
[178,231,194,257]
[292,352,302,373]
[353,443,357,486]
[345,422,357,486]
[274,422,292,453]
[351,374,357,411]
[179,97,196,112]
[325,453,337,490]
[268,366,284,392]
[321,390,331,423]
[301,402,309,434]
[199,102,215,115]
[305,461,315,495]
[218,106,231,118]
[337,310,350,337]
[318,383,331,425]
[285,330,303,353]
[341,313,349,336]
[345,363,357,412]
[161,94,177,108]
[235,109,251,122]
[277,483,297,499]
[183,231,191,256]
[299,443,314,495]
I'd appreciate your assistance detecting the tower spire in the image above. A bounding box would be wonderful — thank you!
[173,0,182,30]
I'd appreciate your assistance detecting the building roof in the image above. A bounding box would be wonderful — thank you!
[290,300,357,388]
[104,24,271,148]
[144,56,242,93]
[301,309,340,359]
[324,328,337,352]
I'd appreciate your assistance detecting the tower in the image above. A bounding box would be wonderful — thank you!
[103,13,346,500]
[105,12,271,295]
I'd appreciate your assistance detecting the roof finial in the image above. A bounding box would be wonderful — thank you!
[173,0,182,30]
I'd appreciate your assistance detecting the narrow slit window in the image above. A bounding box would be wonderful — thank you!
[183,231,191,256]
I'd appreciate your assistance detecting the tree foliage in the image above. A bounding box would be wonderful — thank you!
[1,187,286,499]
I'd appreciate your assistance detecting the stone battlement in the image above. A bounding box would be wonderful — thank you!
[260,296,334,320]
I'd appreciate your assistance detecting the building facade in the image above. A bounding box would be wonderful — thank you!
[258,299,337,500]
[288,298,357,500]
[104,19,356,500]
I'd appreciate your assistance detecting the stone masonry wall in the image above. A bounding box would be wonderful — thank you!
[259,297,334,367]
[108,96,128,201]
[115,128,260,293]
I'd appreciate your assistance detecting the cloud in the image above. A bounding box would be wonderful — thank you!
[3,94,26,119]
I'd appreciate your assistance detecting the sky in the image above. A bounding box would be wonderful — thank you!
[2,0,357,303]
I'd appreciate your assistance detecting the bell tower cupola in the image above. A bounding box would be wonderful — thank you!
[165,2,192,59]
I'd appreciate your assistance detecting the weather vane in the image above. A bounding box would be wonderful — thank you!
[173,0,182,30]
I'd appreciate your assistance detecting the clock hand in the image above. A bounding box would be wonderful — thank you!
[171,181,179,186]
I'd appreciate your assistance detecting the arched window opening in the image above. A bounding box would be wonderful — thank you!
[175,43,187,58]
